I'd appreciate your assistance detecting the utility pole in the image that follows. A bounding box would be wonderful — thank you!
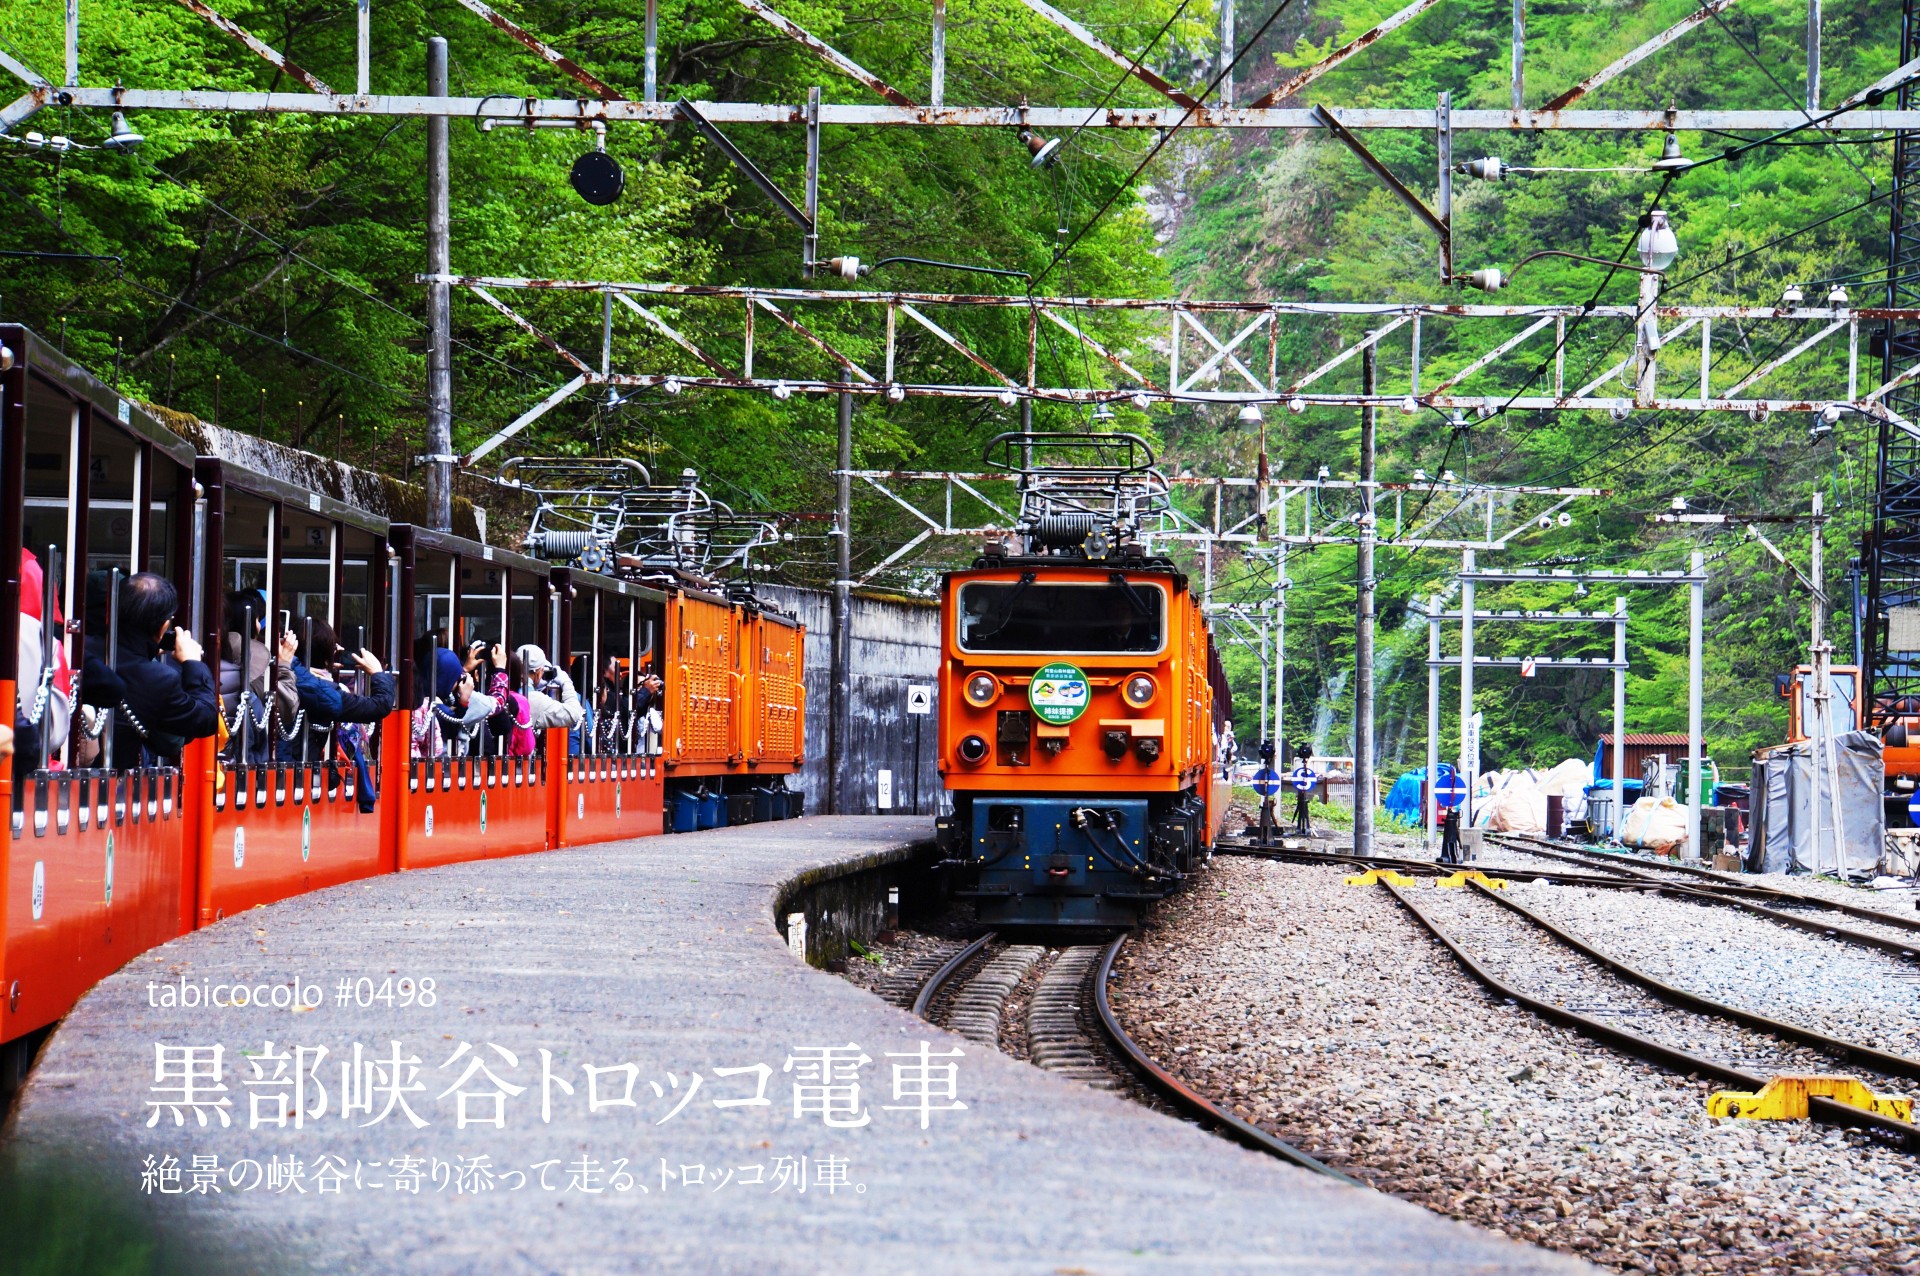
[1459,547,1477,825]
[1806,0,1821,112]
[1354,346,1377,856]
[1808,490,1846,873]
[1612,595,1627,839]
[1426,593,1440,852]
[1687,549,1704,862]
[830,367,854,813]
[425,36,453,533]
[1273,541,1287,760]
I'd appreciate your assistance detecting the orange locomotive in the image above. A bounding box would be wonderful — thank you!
[934,434,1231,927]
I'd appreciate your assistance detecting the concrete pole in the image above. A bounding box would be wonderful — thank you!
[1806,0,1821,112]
[1810,490,1845,873]
[1687,550,1704,862]
[1426,596,1440,852]
[644,0,659,102]
[1354,346,1376,856]
[1460,549,1476,825]
[1511,0,1525,113]
[930,0,946,108]
[830,367,854,814]
[1634,269,1659,408]
[1612,595,1627,840]
[1436,92,1452,280]
[1273,543,1287,757]
[425,36,453,533]
[1219,0,1235,110]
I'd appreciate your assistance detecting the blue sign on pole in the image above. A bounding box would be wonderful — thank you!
[1908,790,1920,826]
[1288,766,1319,793]
[1251,767,1282,798]
[1434,776,1469,810]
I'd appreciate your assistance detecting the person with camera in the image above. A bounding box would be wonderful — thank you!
[285,620,395,737]
[220,589,299,766]
[84,572,218,767]
[412,635,498,758]
[280,619,395,807]
[630,667,665,775]
[513,644,584,735]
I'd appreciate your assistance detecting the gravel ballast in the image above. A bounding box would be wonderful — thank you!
[1110,855,1920,1275]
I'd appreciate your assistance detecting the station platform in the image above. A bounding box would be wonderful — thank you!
[7,817,1587,1274]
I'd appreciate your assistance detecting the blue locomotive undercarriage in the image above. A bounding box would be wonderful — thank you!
[936,792,1206,927]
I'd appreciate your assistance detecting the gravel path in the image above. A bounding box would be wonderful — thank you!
[1110,855,1920,1275]
[1500,880,1920,1062]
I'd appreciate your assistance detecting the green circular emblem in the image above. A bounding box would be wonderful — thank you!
[1029,661,1092,725]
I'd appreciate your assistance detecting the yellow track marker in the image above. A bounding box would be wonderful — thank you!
[1435,870,1508,889]
[1707,1075,1913,1122]
[1343,868,1419,887]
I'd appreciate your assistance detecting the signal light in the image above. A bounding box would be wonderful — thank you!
[963,672,1001,708]
[957,734,989,764]
[1122,673,1157,707]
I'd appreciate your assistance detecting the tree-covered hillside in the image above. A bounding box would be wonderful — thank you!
[0,0,1905,779]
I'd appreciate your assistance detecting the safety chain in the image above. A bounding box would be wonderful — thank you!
[19,662,55,727]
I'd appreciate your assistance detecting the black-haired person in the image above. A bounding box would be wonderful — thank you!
[80,572,218,766]
[631,670,664,777]
[281,618,395,808]
[279,619,396,757]
[220,589,299,765]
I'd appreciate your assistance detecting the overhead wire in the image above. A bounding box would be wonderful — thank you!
[1032,0,1305,290]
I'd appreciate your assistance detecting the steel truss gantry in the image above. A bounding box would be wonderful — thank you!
[437,279,1920,464]
[840,470,1601,586]
[10,0,1919,136]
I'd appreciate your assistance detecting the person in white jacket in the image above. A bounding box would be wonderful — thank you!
[514,644,585,731]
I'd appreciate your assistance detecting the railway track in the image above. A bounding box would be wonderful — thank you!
[1377,877,1920,1154]
[905,929,1357,1183]
[1482,833,1920,964]
[1221,835,1920,966]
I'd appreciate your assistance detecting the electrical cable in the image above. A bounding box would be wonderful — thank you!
[1703,5,1876,193]
[1032,0,1304,289]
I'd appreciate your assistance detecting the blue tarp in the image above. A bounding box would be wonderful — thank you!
[1385,764,1459,824]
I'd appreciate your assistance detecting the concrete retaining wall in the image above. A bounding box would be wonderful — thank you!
[760,585,942,817]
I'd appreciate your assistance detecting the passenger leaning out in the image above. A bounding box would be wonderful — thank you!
[411,637,497,759]
[220,590,298,766]
[80,572,218,767]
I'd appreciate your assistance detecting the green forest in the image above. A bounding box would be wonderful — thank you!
[0,0,1905,782]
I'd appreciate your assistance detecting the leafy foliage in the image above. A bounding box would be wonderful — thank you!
[0,0,1904,781]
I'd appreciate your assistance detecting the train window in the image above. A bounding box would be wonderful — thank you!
[413,549,456,650]
[339,525,381,655]
[955,580,1166,654]
[510,571,543,654]
[280,508,334,636]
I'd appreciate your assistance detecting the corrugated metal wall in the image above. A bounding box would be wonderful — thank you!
[758,585,943,816]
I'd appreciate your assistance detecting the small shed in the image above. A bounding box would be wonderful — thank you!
[1591,733,1691,785]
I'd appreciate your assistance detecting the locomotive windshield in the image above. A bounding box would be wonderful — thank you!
[956,579,1165,654]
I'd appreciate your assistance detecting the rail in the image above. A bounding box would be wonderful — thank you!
[1379,881,1920,1154]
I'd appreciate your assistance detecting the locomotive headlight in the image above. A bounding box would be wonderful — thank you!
[1123,674,1157,707]
[963,672,1001,708]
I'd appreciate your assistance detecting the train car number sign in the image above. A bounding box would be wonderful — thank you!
[1029,662,1091,725]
